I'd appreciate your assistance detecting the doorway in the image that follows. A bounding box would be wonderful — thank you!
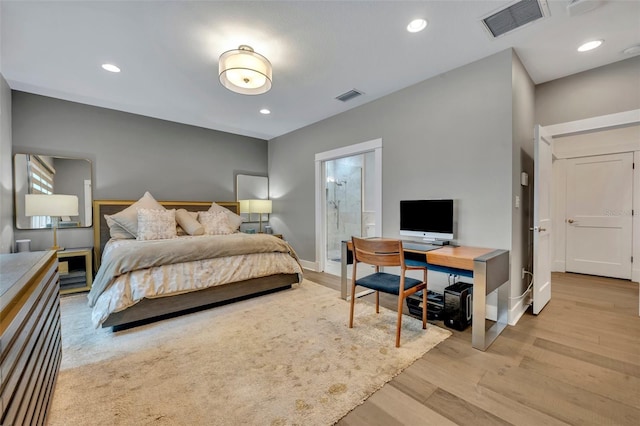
[565,152,633,279]
[314,139,382,276]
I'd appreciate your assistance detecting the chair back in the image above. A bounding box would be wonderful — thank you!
[351,237,405,268]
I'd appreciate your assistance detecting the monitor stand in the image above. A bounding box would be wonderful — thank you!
[423,239,450,246]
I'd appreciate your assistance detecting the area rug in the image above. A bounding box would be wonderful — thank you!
[48,280,451,425]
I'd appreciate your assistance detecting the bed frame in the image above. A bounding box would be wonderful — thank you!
[92,199,299,330]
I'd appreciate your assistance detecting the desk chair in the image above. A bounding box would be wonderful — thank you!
[349,237,428,347]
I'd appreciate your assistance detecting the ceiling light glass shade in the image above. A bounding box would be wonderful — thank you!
[219,45,272,95]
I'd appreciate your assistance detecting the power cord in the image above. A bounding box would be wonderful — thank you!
[509,271,534,300]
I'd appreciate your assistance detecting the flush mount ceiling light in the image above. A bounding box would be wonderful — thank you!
[407,18,427,33]
[259,108,271,115]
[219,45,272,95]
[577,39,603,52]
[101,63,120,73]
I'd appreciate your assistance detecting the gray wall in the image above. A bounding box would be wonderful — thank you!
[0,73,13,253]
[536,56,640,125]
[12,92,267,250]
[511,53,536,314]
[269,49,515,262]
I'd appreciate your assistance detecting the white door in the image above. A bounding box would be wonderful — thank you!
[565,153,633,279]
[533,125,553,315]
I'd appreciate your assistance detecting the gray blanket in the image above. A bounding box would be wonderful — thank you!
[88,233,298,306]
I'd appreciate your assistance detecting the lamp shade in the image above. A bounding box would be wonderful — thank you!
[249,199,272,214]
[25,194,79,217]
[239,199,251,214]
[219,45,272,95]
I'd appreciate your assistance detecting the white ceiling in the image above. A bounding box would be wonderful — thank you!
[2,1,639,140]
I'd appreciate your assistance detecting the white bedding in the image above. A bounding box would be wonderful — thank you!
[90,236,303,327]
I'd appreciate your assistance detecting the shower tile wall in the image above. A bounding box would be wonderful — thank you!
[326,156,363,261]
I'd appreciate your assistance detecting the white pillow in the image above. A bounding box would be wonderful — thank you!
[208,202,243,231]
[198,210,235,235]
[137,208,177,241]
[108,192,165,237]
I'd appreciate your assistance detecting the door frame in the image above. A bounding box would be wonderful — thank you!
[545,109,640,284]
[314,139,382,273]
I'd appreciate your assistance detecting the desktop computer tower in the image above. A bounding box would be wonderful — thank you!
[443,282,473,331]
[406,290,444,321]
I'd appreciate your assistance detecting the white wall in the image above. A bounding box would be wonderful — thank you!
[0,73,13,253]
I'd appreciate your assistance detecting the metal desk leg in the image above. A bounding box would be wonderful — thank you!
[472,250,510,351]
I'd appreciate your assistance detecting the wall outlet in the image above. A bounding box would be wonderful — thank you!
[521,267,526,279]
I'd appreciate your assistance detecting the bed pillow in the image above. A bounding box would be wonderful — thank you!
[108,191,165,237]
[176,209,204,236]
[104,215,135,239]
[208,202,243,231]
[137,208,177,241]
[198,210,235,235]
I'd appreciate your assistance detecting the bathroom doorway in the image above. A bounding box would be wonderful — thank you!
[314,139,382,276]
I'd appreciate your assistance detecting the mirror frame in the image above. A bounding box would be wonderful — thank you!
[13,153,94,229]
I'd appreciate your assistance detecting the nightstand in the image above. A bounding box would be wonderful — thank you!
[57,247,93,294]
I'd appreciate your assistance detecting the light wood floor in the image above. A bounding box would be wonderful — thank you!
[304,270,640,426]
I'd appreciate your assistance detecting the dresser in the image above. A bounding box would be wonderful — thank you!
[0,251,61,425]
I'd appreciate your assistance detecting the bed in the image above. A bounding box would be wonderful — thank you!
[89,196,303,330]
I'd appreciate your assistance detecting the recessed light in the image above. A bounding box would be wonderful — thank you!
[259,108,271,115]
[407,19,427,33]
[622,44,640,55]
[577,40,603,52]
[101,63,121,73]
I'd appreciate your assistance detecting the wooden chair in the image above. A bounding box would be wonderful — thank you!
[349,237,428,347]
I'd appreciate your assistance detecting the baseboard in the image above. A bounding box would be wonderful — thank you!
[300,259,319,272]
[632,267,639,284]
[508,297,529,326]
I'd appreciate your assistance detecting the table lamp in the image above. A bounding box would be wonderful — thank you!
[240,199,272,233]
[25,194,79,251]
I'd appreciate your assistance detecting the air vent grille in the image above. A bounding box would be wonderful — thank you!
[335,89,363,102]
[482,0,546,38]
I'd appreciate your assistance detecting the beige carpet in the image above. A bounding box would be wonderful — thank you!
[48,280,451,425]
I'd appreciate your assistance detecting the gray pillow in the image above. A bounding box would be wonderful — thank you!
[108,191,165,237]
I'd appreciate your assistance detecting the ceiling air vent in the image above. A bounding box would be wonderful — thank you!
[335,89,363,102]
[482,0,549,38]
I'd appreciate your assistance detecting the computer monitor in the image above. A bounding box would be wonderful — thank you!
[399,199,455,242]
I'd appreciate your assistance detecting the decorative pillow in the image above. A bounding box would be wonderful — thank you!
[198,210,235,235]
[108,191,165,237]
[208,202,243,231]
[104,215,135,239]
[176,209,204,236]
[137,208,177,241]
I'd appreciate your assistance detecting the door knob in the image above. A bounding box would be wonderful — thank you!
[538,227,546,232]
[567,219,574,224]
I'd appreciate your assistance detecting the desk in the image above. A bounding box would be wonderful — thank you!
[341,240,510,351]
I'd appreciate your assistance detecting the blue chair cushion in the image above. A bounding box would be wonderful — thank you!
[355,272,423,295]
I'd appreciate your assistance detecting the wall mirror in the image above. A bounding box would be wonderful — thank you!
[14,154,93,229]
[236,174,268,222]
